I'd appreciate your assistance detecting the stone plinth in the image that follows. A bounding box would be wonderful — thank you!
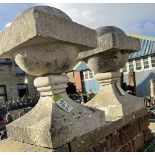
[85,72,145,117]
[0,6,105,150]
[0,139,53,152]
[79,26,145,117]
[6,74,105,148]
[1,108,151,152]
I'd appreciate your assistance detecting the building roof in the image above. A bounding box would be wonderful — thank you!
[73,61,89,71]
[128,34,155,60]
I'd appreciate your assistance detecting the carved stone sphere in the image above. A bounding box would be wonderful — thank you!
[86,26,129,74]
[96,26,126,37]
[13,43,79,76]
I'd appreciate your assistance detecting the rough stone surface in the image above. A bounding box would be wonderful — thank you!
[0,6,96,55]
[0,6,97,76]
[0,109,150,152]
[122,141,135,152]
[139,115,150,132]
[13,43,81,76]
[119,120,139,145]
[133,133,144,151]
[79,26,144,118]
[7,74,105,149]
[0,6,103,150]
[70,131,93,151]
[0,139,53,152]
[78,26,140,73]
[86,81,145,117]
[0,7,149,152]
[0,5,105,152]
[80,112,149,152]
[143,129,153,143]
[69,109,147,151]
[0,138,70,152]
[96,26,126,37]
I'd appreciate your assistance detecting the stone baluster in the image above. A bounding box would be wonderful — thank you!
[0,6,105,149]
[79,26,145,118]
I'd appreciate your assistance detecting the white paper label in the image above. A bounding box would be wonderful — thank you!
[56,98,74,113]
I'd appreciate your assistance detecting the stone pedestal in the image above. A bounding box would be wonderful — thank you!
[79,26,145,118]
[0,7,148,152]
[0,6,105,150]
[86,71,144,117]
[7,74,105,148]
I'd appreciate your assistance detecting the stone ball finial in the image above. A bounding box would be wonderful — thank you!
[96,26,126,37]
[0,5,97,76]
[78,26,140,74]
[19,5,72,21]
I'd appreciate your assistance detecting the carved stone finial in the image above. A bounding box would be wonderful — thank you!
[79,26,145,118]
[0,6,105,149]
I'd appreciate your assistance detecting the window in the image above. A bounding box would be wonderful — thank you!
[0,85,7,102]
[83,70,94,80]
[17,84,28,98]
[83,71,89,80]
[0,58,12,64]
[143,57,149,69]
[0,58,13,65]
[129,61,134,72]
[89,71,94,79]
[0,59,6,63]
[135,59,142,70]
[122,64,127,73]
[151,56,155,67]
[15,66,25,75]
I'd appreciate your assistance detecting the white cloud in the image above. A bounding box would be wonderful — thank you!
[31,3,155,36]
[144,22,155,34]
[126,22,155,36]
[5,22,12,28]
[127,23,143,35]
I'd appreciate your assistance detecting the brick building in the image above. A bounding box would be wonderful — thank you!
[0,58,37,102]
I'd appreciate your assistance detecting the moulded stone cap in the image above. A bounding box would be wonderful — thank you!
[78,26,141,59]
[96,26,126,37]
[0,6,97,57]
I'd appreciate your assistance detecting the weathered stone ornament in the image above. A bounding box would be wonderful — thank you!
[79,26,145,118]
[0,6,105,150]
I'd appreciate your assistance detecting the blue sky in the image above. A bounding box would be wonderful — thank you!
[1,3,155,37]
[0,4,34,31]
